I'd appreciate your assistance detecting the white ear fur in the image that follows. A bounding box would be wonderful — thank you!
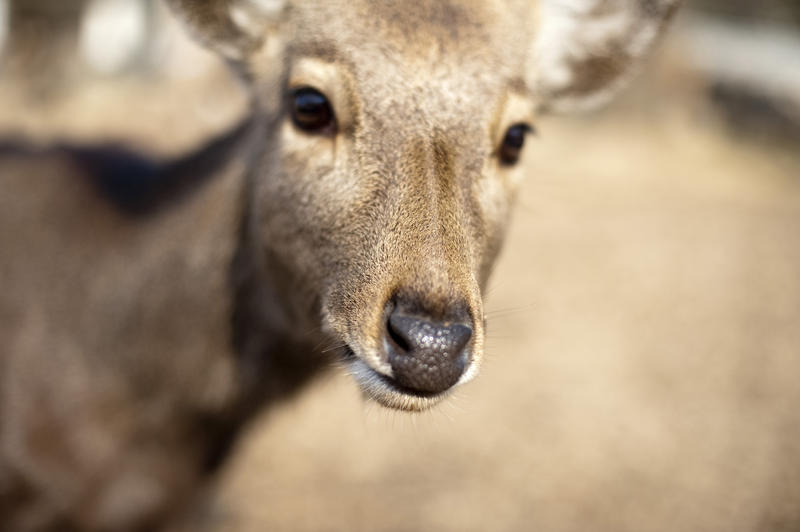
[165,0,285,61]
[532,0,680,112]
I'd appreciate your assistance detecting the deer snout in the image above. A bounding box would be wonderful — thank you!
[383,301,473,395]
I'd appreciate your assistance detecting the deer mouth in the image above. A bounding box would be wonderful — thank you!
[345,354,454,412]
[328,292,479,411]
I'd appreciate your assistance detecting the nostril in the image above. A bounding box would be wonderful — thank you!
[387,313,473,359]
[386,315,411,353]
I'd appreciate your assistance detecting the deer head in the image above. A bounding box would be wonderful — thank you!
[166,0,679,411]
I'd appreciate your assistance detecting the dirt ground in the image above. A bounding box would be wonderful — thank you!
[206,98,800,532]
[209,48,800,532]
[2,14,800,532]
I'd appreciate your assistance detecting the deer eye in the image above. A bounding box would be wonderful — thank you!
[499,123,534,165]
[289,87,335,133]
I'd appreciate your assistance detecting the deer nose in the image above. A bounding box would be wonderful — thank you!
[385,310,472,394]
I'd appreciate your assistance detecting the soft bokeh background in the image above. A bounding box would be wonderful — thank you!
[1,1,799,530]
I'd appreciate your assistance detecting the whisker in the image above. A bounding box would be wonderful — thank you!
[319,342,348,354]
[484,334,514,340]
[484,303,536,319]
[311,339,329,352]
[445,395,466,416]
[301,324,323,337]
[483,277,507,298]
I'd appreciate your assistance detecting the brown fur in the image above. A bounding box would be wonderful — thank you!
[0,0,677,529]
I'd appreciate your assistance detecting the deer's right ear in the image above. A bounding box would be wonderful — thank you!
[165,0,285,61]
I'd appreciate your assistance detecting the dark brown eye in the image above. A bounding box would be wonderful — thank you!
[499,123,534,165]
[290,87,335,133]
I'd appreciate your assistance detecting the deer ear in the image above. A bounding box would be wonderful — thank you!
[164,0,285,61]
[531,0,680,112]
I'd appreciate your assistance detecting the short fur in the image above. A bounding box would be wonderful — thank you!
[0,0,677,529]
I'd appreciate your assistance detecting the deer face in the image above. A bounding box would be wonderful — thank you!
[168,0,679,410]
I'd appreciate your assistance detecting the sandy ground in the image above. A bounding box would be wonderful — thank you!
[203,103,800,532]
[2,16,800,532]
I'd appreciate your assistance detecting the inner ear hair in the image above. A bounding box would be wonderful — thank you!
[534,0,682,113]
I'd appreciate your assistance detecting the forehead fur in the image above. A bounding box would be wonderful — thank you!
[285,0,533,76]
[277,0,535,135]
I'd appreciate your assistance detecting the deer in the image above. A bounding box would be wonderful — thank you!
[0,0,679,530]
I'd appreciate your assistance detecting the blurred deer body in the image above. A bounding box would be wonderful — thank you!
[0,0,678,529]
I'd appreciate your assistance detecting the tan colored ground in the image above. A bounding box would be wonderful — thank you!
[205,101,800,532]
[2,20,800,532]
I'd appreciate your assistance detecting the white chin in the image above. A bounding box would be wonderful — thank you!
[348,359,451,412]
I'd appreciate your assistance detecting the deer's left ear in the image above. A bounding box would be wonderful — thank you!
[530,0,681,112]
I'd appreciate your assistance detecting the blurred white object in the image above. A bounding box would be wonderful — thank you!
[80,0,149,74]
[681,13,800,106]
[79,0,222,80]
[148,3,226,81]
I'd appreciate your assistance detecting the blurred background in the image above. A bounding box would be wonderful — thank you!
[1,1,799,531]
